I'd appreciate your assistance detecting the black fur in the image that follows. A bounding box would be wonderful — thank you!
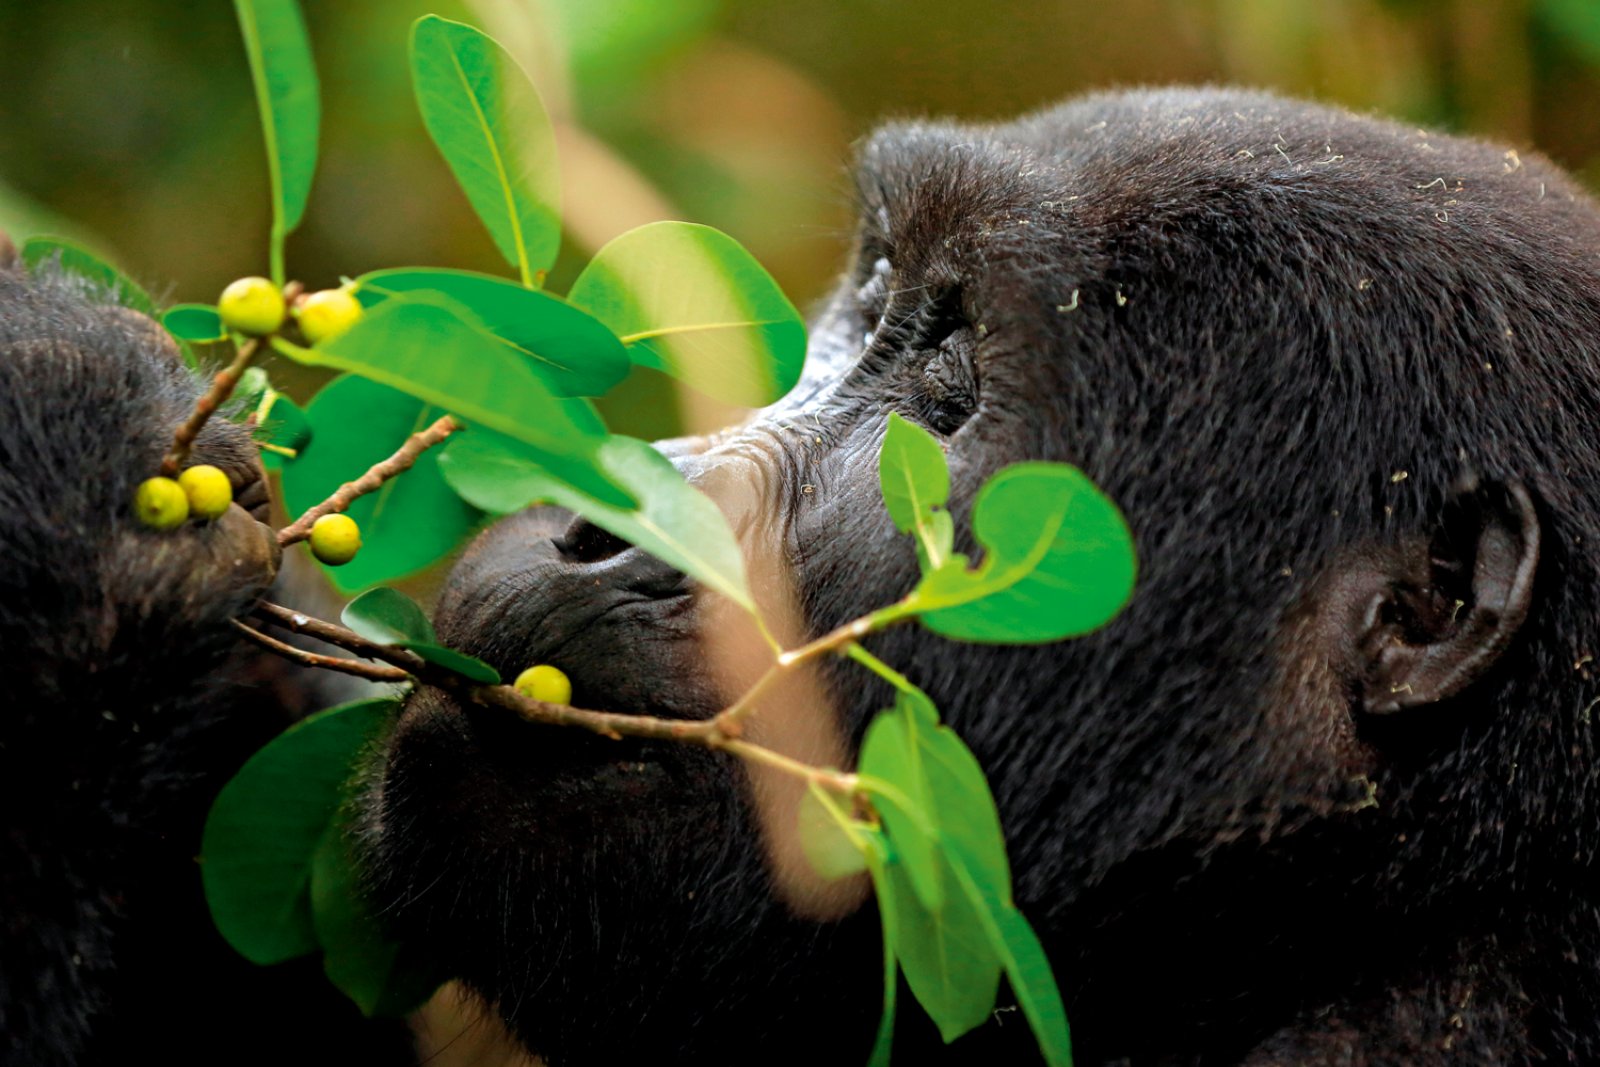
[0,260,407,1063]
[367,87,1600,1065]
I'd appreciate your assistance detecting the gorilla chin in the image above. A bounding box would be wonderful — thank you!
[365,86,1600,1066]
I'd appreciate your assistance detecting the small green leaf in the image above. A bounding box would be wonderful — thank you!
[880,413,951,543]
[254,388,312,470]
[893,462,1136,643]
[310,828,443,1017]
[282,375,482,592]
[21,236,157,318]
[356,267,628,397]
[439,430,754,613]
[410,15,560,285]
[234,0,321,284]
[971,898,1074,1067]
[798,781,871,881]
[201,698,395,966]
[274,294,630,509]
[567,221,806,407]
[859,701,945,913]
[343,587,436,646]
[163,303,227,343]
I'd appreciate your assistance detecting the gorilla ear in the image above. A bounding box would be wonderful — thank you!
[1360,479,1540,715]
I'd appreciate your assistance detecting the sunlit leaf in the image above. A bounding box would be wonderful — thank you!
[439,429,754,613]
[887,462,1136,643]
[310,828,443,1017]
[200,698,394,966]
[282,375,482,592]
[954,885,1074,1067]
[859,700,945,913]
[356,267,628,397]
[880,412,953,571]
[163,303,227,343]
[274,294,630,508]
[798,781,871,881]
[567,221,806,407]
[341,587,501,684]
[883,844,1001,1043]
[410,15,559,285]
[234,0,320,284]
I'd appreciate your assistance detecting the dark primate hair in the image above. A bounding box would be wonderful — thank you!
[366,88,1600,1065]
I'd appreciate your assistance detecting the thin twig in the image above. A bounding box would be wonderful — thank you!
[276,415,461,547]
[254,600,429,673]
[712,613,881,736]
[230,619,412,683]
[162,338,260,476]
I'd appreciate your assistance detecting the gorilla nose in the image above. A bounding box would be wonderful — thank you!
[553,511,632,564]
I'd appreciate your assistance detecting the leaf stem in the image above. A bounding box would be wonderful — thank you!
[276,414,461,546]
[230,619,412,683]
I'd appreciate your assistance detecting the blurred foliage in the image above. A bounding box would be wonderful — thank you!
[5,0,1600,434]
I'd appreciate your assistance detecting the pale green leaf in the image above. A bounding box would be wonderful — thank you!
[879,413,952,571]
[566,221,806,407]
[410,15,560,285]
[439,429,753,612]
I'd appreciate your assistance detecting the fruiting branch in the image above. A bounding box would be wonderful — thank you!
[276,415,461,547]
[246,598,865,793]
[161,338,261,476]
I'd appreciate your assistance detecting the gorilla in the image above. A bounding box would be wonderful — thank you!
[0,245,410,1062]
[364,87,1600,1066]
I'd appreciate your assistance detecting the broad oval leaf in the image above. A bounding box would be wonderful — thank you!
[282,375,482,592]
[310,827,444,1017]
[566,221,806,407]
[341,586,501,683]
[343,587,435,645]
[902,462,1136,643]
[410,15,560,285]
[163,303,227,342]
[274,294,630,508]
[234,0,320,282]
[439,429,754,613]
[357,267,628,397]
[201,698,395,966]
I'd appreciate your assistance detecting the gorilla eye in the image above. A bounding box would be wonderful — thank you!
[915,337,979,435]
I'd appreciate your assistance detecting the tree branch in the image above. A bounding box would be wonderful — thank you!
[276,415,461,547]
[162,338,260,476]
[230,619,412,683]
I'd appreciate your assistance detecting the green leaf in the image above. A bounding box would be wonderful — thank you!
[342,587,435,646]
[356,267,628,397]
[282,375,482,592]
[859,701,945,913]
[410,15,560,285]
[309,828,443,1017]
[860,828,899,1067]
[274,294,630,509]
[253,388,312,470]
[880,413,953,571]
[234,0,320,284]
[567,221,806,407]
[969,898,1074,1067]
[883,842,1001,1043]
[340,587,501,683]
[439,429,755,613]
[893,462,1136,643]
[163,303,227,343]
[21,236,157,318]
[797,781,871,881]
[201,698,395,966]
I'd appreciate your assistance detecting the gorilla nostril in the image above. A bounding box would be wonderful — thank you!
[554,514,632,564]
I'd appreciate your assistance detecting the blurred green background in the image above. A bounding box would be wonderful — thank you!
[4,0,1600,439]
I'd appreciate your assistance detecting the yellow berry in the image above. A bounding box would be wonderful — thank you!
[217,276,286,336]
[177,464,233,521]
[308,513,362,566]
[134,476,189,529]
[514,664,572,705]
[296,288,364,345]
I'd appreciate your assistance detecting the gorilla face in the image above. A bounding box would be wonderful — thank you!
[366,88,1600,1064]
